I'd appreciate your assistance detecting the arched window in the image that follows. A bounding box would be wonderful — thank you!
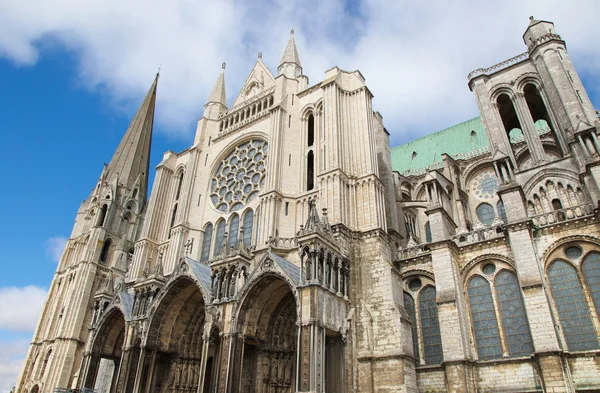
[200,224,213,263]
[476,203,495,226]
[307,151,315,191]
[524,84,561,155]
[548,260,599,351]
[403,292,419,364]
[583,251,600,316]
[175,171,184,200]
[424,221,432,243]
[497,200,508,223]
[214,220,226,257]
[170,204,178,228]
[495,271,534,356]
[228,214,239,248]
[97,204,108,227]
[468,275,502,360]
[40,350,52,378]
[132,188,138,199]
[100,239,112,263]
[403,277,443,365]
[467,263,534,360]
[307,114,315,147]
[243,210,254,247]
[419,286,443,364]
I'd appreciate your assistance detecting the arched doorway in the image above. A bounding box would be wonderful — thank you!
[237,275,298,393]
[146,278,210,393]
[84,309,125,393]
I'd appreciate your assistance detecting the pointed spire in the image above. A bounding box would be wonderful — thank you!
[206,63,227,107]
[105,74,158,199]
[279,29,302,69]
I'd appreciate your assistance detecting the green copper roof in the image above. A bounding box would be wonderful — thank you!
[390,117,489,176]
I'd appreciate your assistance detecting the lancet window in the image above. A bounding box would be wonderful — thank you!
[467,261,533,360]
[403,277,443,365]
[200,223,213,263]
[547,245,600,351]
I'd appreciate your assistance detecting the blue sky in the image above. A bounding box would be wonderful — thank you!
[0,0,599,391]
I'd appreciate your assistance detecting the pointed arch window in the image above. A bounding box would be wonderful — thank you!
[583,251,600,316]
[175,171,184,200]
[419,286,443,364]
[97,204,108,227]
[307,113,315,147]
[39,349,52,378]
[214,220,226,257]
[549,259,599,351]
[307,151,315,191]
[403,278,443,365]
[100,239,112,264]
[424,221,432,243]
[243,210,254,247]
[467,264,533,360]
[228,214,240,248]
[200,223,213,263]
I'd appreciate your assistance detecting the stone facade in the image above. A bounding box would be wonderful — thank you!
[14,19,600,393]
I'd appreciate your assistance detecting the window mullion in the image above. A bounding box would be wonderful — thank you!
[490,280,509,357]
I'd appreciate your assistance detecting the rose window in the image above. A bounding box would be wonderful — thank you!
[472,170,499,200]
[210,139,268,212]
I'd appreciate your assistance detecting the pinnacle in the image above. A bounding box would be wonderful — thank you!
[279,29,302,67]
[207,64,227,107]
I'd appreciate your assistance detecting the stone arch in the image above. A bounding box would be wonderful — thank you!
[143,275,210,393]
[461,253,516,276]
[83,308,126,392]
[234,272,299,392]
[541,234,600,269]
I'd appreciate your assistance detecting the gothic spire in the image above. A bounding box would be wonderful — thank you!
[279,29,302,68]
[206,63,227,107]
[105,73,158,198]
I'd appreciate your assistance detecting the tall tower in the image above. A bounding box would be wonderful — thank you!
[15,75,158,393]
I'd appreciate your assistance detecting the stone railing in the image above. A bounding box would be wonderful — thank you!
[218,87,275,137]
[266,236,297,250]
[532,203,594,228]
[468,52,529,80]
[452,224,505,247]
[396,243,431,261]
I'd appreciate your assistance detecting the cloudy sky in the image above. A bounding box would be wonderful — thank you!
[0,0,599,391]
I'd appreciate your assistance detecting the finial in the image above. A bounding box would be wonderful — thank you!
[529,16,534,21]
[258,52,262,59]
[222,62,226,70]
[157,64,162,78]
[290,29,294,35]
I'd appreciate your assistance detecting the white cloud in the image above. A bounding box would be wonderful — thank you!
[45,237,67,263]
[0,0,598,145]
[0,286,48,331]
[0,340,29,393]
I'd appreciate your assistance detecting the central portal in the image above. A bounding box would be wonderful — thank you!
[238,275,297,393]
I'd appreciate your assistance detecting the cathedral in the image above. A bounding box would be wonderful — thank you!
[14,17,600,393]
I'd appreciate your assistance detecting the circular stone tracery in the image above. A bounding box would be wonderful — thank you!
[472,170,499,200]
[210,139,268,212]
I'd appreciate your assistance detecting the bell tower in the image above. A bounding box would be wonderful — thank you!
[15,75,158,393]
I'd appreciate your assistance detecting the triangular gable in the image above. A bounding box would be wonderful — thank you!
[184,256,213,295]
[117,291,135,321]
[231,60,276,108]
[249,251,300,286]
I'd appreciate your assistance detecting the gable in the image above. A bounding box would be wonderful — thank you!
[231,60,276,108]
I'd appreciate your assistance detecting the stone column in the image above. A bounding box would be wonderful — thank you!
[132,346,146,393]
[143,351,156,393]
[197,333,210,393]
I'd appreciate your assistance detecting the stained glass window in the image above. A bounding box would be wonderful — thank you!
[583,252,600,318]
[472,170,499,200]
[419,286,443,364]
[548,260,599,351]
[468,275,502,360]
[425,222,432,243]
[214,220,226,257]
[209,139,268,212]
[476,203,495,226]
[200,224,213,262]
[403,292,420,364]
[228,214,239,248]
[243,210,254,247]
[497,201,508,223]
[495,271,534,357]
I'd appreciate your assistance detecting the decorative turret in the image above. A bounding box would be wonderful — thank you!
[277,30,303,79]
[203,63,227,120]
